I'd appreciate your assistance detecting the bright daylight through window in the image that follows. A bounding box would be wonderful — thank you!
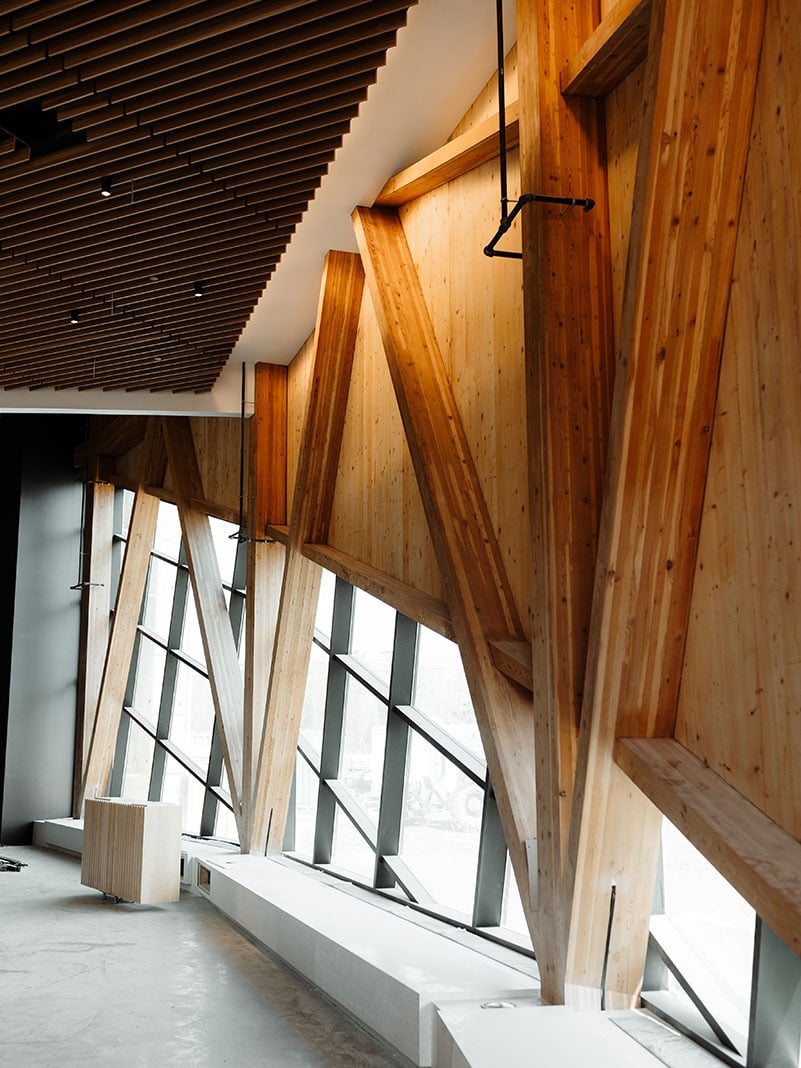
[107,492,530,954]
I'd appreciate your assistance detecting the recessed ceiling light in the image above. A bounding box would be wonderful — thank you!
[70,309,79,324]
[194,281,203,298]
[100,175,112,197]
[150,274,160,282]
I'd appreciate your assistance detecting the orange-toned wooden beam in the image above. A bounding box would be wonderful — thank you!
[353,204,539,949]
[565,0,768,1008]
[517,0,617,1003]
[250,251,365,854]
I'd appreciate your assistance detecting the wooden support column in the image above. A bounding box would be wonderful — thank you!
[352,206,539,945]
[564,0,768,1008]
[80,421,164,808]
[517,0,617,1002]
[241,363,287,852]
[72,473,115,817]
[162,417,245,837]
[251,251,364,854]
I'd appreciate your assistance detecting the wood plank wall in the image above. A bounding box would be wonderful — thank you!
[322,54,529,630]
[116,416,247,523]
[675,0,801,841]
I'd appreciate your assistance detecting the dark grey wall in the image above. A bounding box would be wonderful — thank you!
[0,416,84,845]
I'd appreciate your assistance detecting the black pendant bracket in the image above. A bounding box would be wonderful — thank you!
[483,193,596,260]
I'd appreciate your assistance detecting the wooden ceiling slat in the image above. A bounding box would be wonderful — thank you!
[84,0,370,95]
[31,0,199,46]
[9,198,278,265]
[139,50,386,139]
[3,170,242,242]
[11,0,104,31]
[0,0,414,392]
[177,93,366,157]
[121,4,414,125]
[0,265,272,323]
[41,219,287,278]
[85,60,383,142]
[63,0,311,78]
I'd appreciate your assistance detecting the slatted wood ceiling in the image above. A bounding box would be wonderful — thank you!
[0,0,415,392]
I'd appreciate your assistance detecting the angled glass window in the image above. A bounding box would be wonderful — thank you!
[315,567,336,642]
[350,587,395,686]
[340,676,387,812]
[331,806,375,882]
[170,662,215,772]
[142,556,177,638]
[120,720,155,800]
[152,501,181,559]
[412,626,484,763]
[161,754,205,836]
[130,637,166,731]
[399,731,482,917]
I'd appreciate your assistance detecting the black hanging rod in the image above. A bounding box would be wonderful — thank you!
[485,0,594,260]
[483,193,595,259]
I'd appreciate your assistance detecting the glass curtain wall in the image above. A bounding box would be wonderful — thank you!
[290,571,532,952]
[105,489,531,954]
[107,491,244,839]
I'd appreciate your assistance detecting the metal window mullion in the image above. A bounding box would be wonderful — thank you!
[471,778,506,927]
[149,549,189,801]
[312,578,353,865]
[394,702,486,785]
[374,613,417,890]
[747,917,801,1068]
[202,536,247,837]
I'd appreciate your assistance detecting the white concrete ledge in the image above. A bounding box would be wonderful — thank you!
[35,821,709,1068]
[195,851,538,1066]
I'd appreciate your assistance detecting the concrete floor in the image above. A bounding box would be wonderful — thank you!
[0,846,404,1068]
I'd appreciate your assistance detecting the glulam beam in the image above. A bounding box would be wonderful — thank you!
[162,417,245,836]
[352,204,538,947]
[80,421,163,808]
[517,0,617,1002]
[376,102,519,207]
[250,251,364,854]
[616,738,801,961]
[564,0,768,1008]
[72,475,115,817]
[241,363,287,851]
[561,0,651,99]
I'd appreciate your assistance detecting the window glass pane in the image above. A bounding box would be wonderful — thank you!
[170,662,215,772]
[315,568,336,643]
[131,638,166,730]
[293,755,320,860]
[180,595,206,664]
[120,719,154,800]
[298,642,329,757]
[413,627,484,762]
[142,556,177,638]
[399,731,482,917]
[119,489,135,538]
[501,855,532,944]
[331,807,374,882]
[214,801,239,844]
[340,677,386,813]
[350,588,395,685]
[209,516,239,587]
[162,754,204,836]
[659,820,754,1030]
[153,501,182,559]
